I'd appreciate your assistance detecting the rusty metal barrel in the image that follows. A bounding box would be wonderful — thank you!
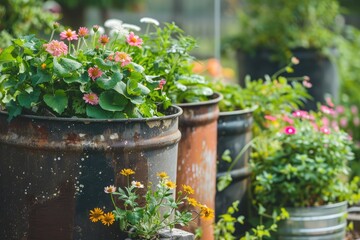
[215,108,254,233]
[176,93,222,240]
[0,106,182,240]
[277,201,347,240]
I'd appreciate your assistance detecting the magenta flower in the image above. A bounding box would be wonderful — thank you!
[88,66,103,80]
[320,105,332,115]
[284,126,296,135]
[126,32,143,47]
[264,115,277,121]
[78,27,89,38]
[340,117,348,127]
[60,29,78,41]
[83,93,99,105]
[320,126,331,134]
[43,40,68,57]
[292,110,308,118]
[113,51,132,67]
[99,35,110,45]
[155,79,166,90]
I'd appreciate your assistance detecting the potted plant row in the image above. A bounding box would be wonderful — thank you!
[0,18,217,240]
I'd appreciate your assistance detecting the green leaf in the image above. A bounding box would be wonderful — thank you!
[18,89,40,108]
[0,45,16,64]
[43,90,68,114]
[99,90,128,111]
[97,71,122,90]
[53,57,82,77]
[114,82,144,104]
[94,57,113,70]
[86,105,113,119]
[221,149,232,163]
[217,173,232,192]
[31,69,52,85]
[6,101,22,121]
[127,79,142,96]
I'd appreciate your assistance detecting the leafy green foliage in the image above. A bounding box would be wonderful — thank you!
[225,0,341,62]
[250,110,357,208]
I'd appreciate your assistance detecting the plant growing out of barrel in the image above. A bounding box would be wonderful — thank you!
[89,169,214,239]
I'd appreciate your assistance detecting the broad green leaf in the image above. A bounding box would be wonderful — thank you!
[99,90,128,111]
[63,73,89,84]
[53,57,82,77]
[6,101,22,121]
[97,71,122,90]
[94,57,113,70]
[217,173,232,192]
[127,79,141,96]
[114,82,144,104]
[0,45,16,64]
[221,149,232,163]
[31,69,52,85]
[43,90,68,114]
[18,89,40,108]
[86,105,113,119]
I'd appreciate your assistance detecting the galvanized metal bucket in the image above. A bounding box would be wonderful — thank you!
[277,201,348,240]
[176,93,222,240]
[0,106,182,240]
[215,108,254,235]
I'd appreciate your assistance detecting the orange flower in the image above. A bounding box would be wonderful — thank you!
[101,212,115,226]
[120,168,135,176]
[200,205,214,220]
[89,207,104,222]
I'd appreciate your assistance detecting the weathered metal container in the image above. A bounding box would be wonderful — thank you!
[215,108,254,233]
[0,106,182,240]
[176,93,222,240]
[277,201,348,240]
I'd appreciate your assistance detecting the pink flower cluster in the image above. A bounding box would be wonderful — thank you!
[43,40,68,57]
[108,52,132,67]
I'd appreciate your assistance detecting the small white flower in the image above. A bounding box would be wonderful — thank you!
[140,17,160,26]
[122,23,141,32]
[104,185,116,194]
[104,18,123,29]
[90,26,105,35]
[131,181,144,188]
[109,28,129,38]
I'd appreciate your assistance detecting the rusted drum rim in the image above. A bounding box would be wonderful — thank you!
[176,92,223,108]
[218,105,258,117]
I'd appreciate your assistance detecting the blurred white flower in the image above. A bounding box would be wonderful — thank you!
[122,23,141,32]
[140,17,160,26]
[109,28,129,38]
[90,26,105,35]
[104,19,123,29]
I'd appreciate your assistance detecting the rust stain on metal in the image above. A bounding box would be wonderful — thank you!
[176,94,221,240]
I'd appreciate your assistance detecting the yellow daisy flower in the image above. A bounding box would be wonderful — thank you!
[89,207,104,222]
[182,184,195,194]
[101,212,115,226]
[187,197,198,207]
[165,180,176,189]
[200,205,214,220]
[157,171,169,179]
[120,168,135,176]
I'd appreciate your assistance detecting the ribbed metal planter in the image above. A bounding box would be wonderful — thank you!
[0,106,182,240]
[277,201,348,240]
[176,93,222,240]
[215,108,254,230]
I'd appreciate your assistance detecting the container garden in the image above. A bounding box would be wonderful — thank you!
[277,201,348,239]
[176,93,222,240]
[0,106,182,240]
[215,108,254,223]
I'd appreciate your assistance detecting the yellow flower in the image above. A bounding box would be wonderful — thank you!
[200,205,214,220]
[89,207,104,222]
[157,171,169,179]
[182,184,194,195]
[131,180,144,188]
[104,185,116,194]
[187,197,198,207]
[165,180,176,189]
[41,63,47,69]
[120,168,135,176]
[101,212,115,226]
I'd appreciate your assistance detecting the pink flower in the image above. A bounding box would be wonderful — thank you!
[43,40,68,56]
[112,51,132,67]
[292,110,308,118]
[302,81,312,88]
[336,105,345,114]
[88,66,103,80]
[264,115,277,121]
[351,105,358,114]
[320,105,332,115]
[282,115,294,125]
[83,93,99,105]
[291,57,299,65]
[155,79,166,90]
[78,27,89,38]
[340,117,348,127]
[325,97,334,108]
[322,117,330,126]
[99,35,110,45]
[354,117,360,126]
[126,32,143,47]
[60,29,78,41]
[320,126,331,134]
[284,126,296,135]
